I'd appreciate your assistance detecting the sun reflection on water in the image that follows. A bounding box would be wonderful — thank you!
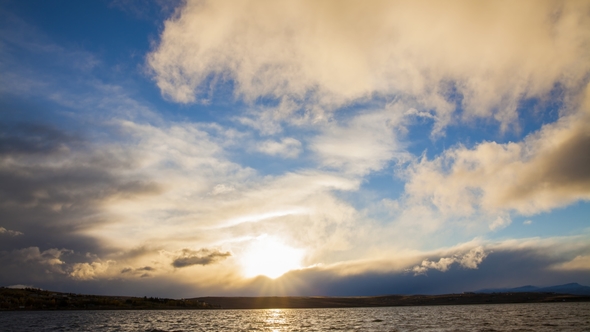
[261,309,287,332]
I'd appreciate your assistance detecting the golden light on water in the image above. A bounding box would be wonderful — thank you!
[240,236,304,279]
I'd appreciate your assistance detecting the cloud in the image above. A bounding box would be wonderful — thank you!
[148,0,590,131]
[210,184,235,196]
[0,227,23,236]
[402,99,590,220]
[0,247,72,280]
[70,261,114,281]
[411,246,488,275]
[0,61,364,288]
[121,266,155,274]
[2,3,588,297]
[0,122,170,255]
[17,247,70,268]
[171,248,231,268]
[552,255,590,271]
[0,123,81,155]
[311,106,407,176]
[523,220,533,225]
[256,137,302,158]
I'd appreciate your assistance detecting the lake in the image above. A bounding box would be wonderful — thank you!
[0,302,588,331]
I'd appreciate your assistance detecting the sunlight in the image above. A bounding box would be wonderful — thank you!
[240,235,304,279]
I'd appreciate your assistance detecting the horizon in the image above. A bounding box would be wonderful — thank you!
[0,0,589,299]
[3,281,589,299]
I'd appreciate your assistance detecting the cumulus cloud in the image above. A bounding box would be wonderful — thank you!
[411,246,488,275]
[171,248,231,268]
[256,137,302,158]
[148,0,590,131]
[70,261,114,280]
[18,247,70,268]
[402,97,590,220]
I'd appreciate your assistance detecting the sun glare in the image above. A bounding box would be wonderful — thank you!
[241,236,304,279]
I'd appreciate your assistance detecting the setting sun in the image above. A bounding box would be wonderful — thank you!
[240,236,304,279]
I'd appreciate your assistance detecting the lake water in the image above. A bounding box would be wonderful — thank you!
[0,302,588,331]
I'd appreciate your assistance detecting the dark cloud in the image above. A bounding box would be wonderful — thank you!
[121,266,155,275]
[0,123,81,155]
[246,248,590,297]
[541,132,590,184]
[0,245,586,299]
[171,248,231,268]
[503,118,590,206]
[0,120,162,245]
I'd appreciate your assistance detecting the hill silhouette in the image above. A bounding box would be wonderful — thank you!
[475,282,590,296]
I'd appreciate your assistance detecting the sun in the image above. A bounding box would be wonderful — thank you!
[240,235,304,279]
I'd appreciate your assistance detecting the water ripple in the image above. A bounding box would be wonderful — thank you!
[0,302,588,331]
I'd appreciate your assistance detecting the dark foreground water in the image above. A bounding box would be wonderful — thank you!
[0,302,588,331]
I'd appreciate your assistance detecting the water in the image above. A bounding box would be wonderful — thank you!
[0,303,588,331]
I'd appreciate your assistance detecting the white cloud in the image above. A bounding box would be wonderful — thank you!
[148,0,590,131]
[70,261,114,280]
[256,137,302,158]
[489,215,511,231]
[210,184,235,196]
[523,220,533,225]
[411,246,488,275]
[402,95,590,221]
[311,106,408,176]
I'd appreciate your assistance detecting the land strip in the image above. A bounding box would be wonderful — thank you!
[2,287,588,310]
[194,293,590,309]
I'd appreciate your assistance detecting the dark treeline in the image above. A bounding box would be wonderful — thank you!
[0,287,218,310]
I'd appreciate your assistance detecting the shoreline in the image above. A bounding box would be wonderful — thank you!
[194,293,590,309]
[2,287,589,311]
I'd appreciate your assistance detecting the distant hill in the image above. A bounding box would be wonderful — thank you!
[475,283,590,296]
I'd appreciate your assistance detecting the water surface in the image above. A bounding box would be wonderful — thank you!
[1,302,588,331]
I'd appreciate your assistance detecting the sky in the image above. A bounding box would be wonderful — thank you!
[0,0,589,298]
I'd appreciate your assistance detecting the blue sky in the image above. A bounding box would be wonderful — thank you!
[0,0,589,297]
